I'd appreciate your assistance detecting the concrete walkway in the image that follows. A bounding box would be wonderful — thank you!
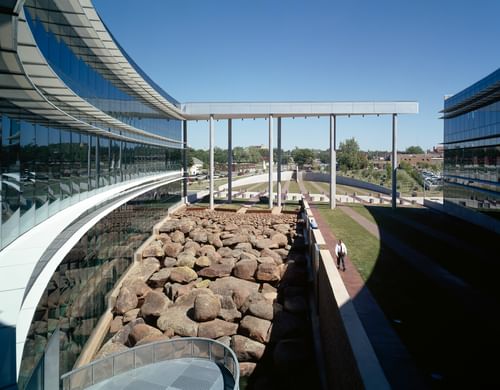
[310,204,428,390]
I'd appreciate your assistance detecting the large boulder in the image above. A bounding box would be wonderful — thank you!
[239,362,257,377]
[195,256,211,268]
[198,319,238,339]
[123,257,161,283]
[207,233,223,248]
[160,220,179,233]
[197,263,233,279]
[95,340,129,360]
[218,295,242,322]
[157,306,198,337]
[222,234,249,246]
[112,318,144,345]
[176,252,196,268]
[125,279,152,297]
[109,316,123,334]
[255,238,279,250]
[129,323,162,345]
[142,244,164,259]
[235,242,253,252]
[270,232,288,247]
[189,229,208,243]
[260,248,282,264]
[256,263,281,282]
[209,277,259,308]
[148,268,172,288]
[200,245,217,256]
[184,241,201,256]
[179,219,196,234]
[239,315,272,344]
[163,242,183,258]
[175,288,214,307]
[140,291,170,317]
[115,287,138,315]
[170,230,185,244]
[123,308,140,324]
[231,335,265,362]
[163,257,177,268]
[193,294,221,322]
[170,267,198,284]
[233,259,257,281]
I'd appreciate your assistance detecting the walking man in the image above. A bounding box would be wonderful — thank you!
[335,239,347,271]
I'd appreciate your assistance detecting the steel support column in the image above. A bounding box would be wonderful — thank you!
[392,113,398,210]
[227,119,232,203]
[277,117,282,207]
[183,120,188,201]
[209,115,215,210]
[268,114,274,209]
[330,114,336,209]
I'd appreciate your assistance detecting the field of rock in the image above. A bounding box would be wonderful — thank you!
[96,209,318,388]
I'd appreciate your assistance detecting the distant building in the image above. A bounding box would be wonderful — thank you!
[399,153,443,168]
[441,68,500,231]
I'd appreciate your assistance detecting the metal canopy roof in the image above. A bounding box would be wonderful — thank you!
[181,101,419,120]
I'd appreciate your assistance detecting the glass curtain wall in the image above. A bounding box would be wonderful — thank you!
[1,112,182,250]
[18,180,182,389]
[444,87,500,218]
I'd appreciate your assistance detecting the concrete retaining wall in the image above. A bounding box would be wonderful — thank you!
[218,171,293,190]
[302,172,394,196]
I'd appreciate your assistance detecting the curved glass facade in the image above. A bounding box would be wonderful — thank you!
[18,181,181,389]
[443,69,500,219]
[23,2,181,141]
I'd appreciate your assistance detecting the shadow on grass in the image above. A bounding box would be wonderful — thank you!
[322,203,500,389]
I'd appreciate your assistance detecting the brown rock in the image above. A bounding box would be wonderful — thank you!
[148,268,172,288]
[189,229,208,243]
[194,294,221,322]
[195,256,211,268]
[126,279,152,297]
[123,308,140,324]
[129,323,162,345]
[209,277,260,308]
[142,244,164,259]
[109,316,123,334]
[135,334,169,347]
[184,241,201,256]
[198,263,233,278]
[260,248,282,264]
[255,238,279,250]
[115,287,138,314]
[157,233,171,245]
[163,257,177,268]
[239,316,272,344]
[95,340,129,359]
[170,267,198,284]
[176,252,196,268]
[198,319,238,339]
[170,230,185,244]
[222,234,249,246]
[239,362,257,377]
[231,335,265,362]
[157,306,198,337]
[163,242,183,258]
[200,245,217,256]
[112,318,144,345]
[175,288,214,307]
[233,259,257,280]
[140,291,170,317]
[256,263,281,282]
[270,232,288,247]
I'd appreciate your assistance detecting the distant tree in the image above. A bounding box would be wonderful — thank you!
[318,149,330,164]
[405,145,424,154]
[337,138,367,171]
[291,148,314,168]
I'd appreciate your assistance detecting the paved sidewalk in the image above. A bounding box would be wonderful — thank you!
[311,204,428,390]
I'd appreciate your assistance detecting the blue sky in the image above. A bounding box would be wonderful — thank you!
[94,0,500,151]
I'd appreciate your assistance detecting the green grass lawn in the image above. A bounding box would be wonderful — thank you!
[316,204,380,280]
[315,203,500,387]
[287,180,301,193]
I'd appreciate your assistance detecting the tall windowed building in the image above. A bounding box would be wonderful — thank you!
[0,1,186,388]
[442,68,500,231]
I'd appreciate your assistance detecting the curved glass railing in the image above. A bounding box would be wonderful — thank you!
[61,337,240,390]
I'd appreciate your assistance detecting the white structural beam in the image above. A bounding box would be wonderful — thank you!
[392,114,398,210]
[209,115,215,210]
[330,115,336,209]
[227,119,233,203]
[181,101,419,120]
[277,117,282,208]
[268,114,274,209]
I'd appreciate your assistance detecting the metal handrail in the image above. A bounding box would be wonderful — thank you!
[61,337,240,390]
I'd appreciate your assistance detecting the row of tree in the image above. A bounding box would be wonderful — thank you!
[187,140,426,171]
